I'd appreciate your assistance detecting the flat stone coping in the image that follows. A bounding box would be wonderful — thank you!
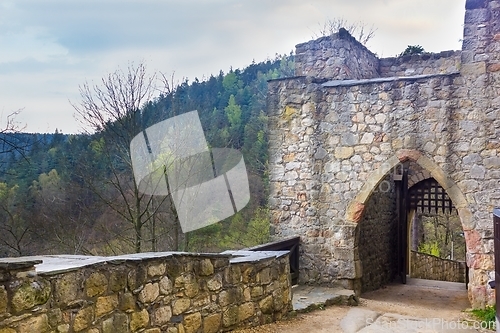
[0,250,290,275]
[322,72,460,88]
[221,250,289,263]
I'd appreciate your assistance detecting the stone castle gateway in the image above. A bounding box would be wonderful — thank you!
[268,0,500,308]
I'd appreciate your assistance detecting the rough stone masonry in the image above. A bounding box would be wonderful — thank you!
[268,0,500,308]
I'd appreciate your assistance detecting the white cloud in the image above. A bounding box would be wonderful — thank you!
[0,26,69,64]
[0,0,466,133]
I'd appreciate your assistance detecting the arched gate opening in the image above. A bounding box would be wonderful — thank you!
[354,153,470,295]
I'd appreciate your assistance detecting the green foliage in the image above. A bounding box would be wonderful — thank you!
[399,45,425,57]
[471,305,496,329]
[0,54,294,255]
[418,241,440,257]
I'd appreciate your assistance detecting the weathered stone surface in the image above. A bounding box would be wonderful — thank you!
[153,305,172,326]
[85,272,108,297]
[238,302,255,322]
[144,329,161,333]
[109,268,128,292]
[199,259,214,276]
[18,314,49,333]
[172,298,191,315]
[183,312,202,333]
[0,286,7,315]
[11,279,51,313]
[119,292,136,312]
[334,147,354,159]
[346,201,365,223]
[410,251,466,283]
[222,305,238,327]
[102,313,128,333]
[0,328,16,333]
[148,263,166,277]
[138,282,159,304]
[159,276,173,295]
[130,309,149,332]
[74,306,94,332]
[0,253,292,333]
[207,274,222,291]
[54,272,79,306]
[203,313,221,333]
[96,295,119,318]
[259,295,274,314]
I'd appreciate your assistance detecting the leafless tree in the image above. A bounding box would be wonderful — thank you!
[72,62,176,253]
[313,18,376,46]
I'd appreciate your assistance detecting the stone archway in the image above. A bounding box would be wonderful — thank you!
[347,149,477,300]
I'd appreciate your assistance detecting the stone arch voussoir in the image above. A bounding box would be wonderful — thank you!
[345,149,474,231]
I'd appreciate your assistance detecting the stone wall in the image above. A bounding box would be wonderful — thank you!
[358,175,397,292]
[294,28,379,80]
[0,251,292,333]
[379,51,461,77]
[268,0,500,307]
[410,251,467,283]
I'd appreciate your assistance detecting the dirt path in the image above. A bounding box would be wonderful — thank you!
[234,281,484,333]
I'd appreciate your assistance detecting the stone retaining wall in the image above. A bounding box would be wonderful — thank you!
[0,251,292,333]
[410,251,467,283]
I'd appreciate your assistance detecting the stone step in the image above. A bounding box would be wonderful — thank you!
[292,285,358,312]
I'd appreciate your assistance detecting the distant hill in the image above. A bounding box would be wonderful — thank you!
[0,54,294,257]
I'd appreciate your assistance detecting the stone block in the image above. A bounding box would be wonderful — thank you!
[222,305,238,328]
[0,286,7,315]
[102,313,128,333]
[461,62,487,76]
[144,329,161,333]
[119,292,136,313]
[73,306,94,332]
[109,268,128,292]
[258,268,271,285]
[334,147,354,159]
[250,286,263,298]
[54,272,79,307]
[128,266,147,292]
[238,302,255,322]
[207,274,222,291]
[346,201,365,223]
[159,276,173,295]
[199,259,214,276]
[11,279,51,313]
[138,282,159,304]
[17,314,49,333]
[183,312,201,333]
[95,295,118,318]
[184,275,199,298]
[148,263,166,278]
[153,305,172,326]
[172,298,191,315]
[130,309,149,332]
[259,295,274,314]
[203,313,221,333]
[85,272,107,297]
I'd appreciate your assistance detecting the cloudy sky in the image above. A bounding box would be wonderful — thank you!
[0,0,465,134]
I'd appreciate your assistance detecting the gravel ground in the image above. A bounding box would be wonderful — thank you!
[233,282,490,333]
